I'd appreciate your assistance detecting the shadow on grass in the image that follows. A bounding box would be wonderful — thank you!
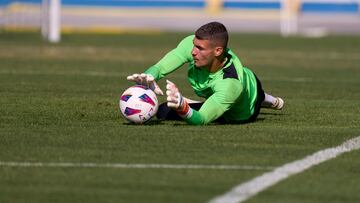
[122,112,285,126]
[260,112,286,116]
[122,119,164,126]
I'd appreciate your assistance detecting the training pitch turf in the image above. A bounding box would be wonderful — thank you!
[0,32,359,203]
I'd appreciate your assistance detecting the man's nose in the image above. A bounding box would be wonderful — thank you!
[191,48,197,56]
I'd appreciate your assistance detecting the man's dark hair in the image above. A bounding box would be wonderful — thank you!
[195,21,228,49]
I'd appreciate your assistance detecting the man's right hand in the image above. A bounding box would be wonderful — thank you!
[126,73,164,95]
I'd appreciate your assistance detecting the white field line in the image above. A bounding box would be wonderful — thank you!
[0,162,274,171]
[209,135,360,203]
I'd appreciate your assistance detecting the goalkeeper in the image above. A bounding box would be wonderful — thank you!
[127,22,284,125]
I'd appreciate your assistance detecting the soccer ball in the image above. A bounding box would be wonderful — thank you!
[119,85,158,124]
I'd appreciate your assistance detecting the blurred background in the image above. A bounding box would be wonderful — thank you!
[1,3,360,202]
[0,0,360,42]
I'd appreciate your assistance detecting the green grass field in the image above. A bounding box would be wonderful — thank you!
[0,32,360,203]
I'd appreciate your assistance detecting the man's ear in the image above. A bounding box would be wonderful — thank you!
[214,46,224,57]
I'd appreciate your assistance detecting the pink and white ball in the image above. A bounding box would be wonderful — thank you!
[119,85,158,124]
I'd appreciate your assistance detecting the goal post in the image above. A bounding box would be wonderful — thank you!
[41,0,61,43]
[280,0,301,37]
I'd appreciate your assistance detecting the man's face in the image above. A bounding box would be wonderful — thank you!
[191,37,216,68]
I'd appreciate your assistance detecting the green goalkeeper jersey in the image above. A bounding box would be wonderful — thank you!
[145,35,258,125]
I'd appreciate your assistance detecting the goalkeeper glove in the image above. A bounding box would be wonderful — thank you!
[166,80,193,118]
[127,73,164,95]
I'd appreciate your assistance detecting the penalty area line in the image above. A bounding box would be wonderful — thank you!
[208,135,360,203]
[0,162,274,171]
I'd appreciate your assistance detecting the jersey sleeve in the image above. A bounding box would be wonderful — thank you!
[184,79,243,125]
[144,35,194,80]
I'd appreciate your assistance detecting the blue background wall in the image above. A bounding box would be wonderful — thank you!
[1,0,359,13]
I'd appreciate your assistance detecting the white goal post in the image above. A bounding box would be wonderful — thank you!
[280,0,301,37]
[41,0,61,43]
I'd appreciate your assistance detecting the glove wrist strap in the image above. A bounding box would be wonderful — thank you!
[176,99,193,119]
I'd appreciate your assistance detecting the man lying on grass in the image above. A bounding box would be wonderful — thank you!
[127,21,284,125]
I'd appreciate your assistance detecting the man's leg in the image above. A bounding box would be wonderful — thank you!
[253,73,284,114]
[262,93,284,110]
